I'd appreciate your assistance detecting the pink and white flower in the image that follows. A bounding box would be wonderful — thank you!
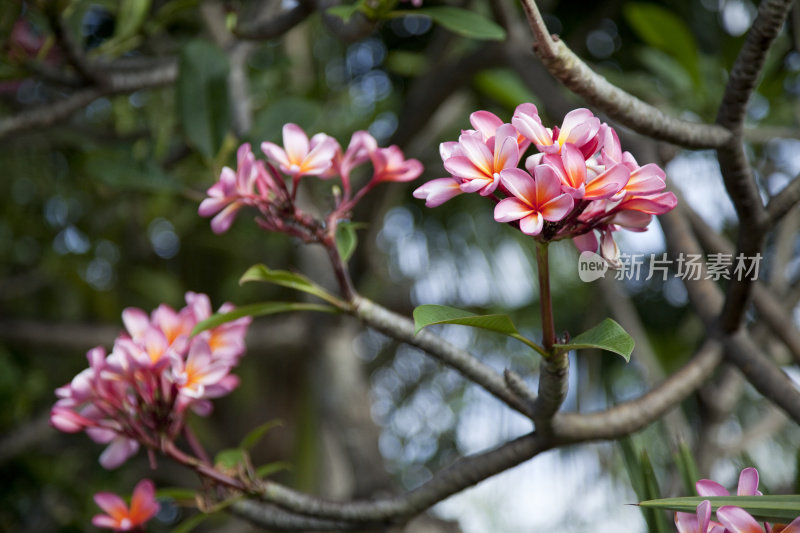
[261,123,338,181]
[93,479,159,531]
[443,124,521,196]
[494,167,574,236]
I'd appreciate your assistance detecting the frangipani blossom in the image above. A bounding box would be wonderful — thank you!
[494,167,574,235]
[261,123,338,186]
[198,143,277,234]
[697,467,762,497]
[443,124,520,196]
[542,143,629,200]
[412,177,463,207]
[717,506,800,533]
[51,292,251,469]
[330,130,378,190]
[675,500,726,533]
[369,145,424,184]
[513,105,602,157]
[93,479,159,531]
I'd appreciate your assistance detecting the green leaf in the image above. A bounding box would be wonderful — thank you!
[255,461,293,479]
[178,40,230,158]
[623,3,700,86]
[239,264,346,307]
[113,0,151,41]
[326,4,361,22]
[239,420,284,451]
[673,439,700,497]
[473,68,539,110]
[554,318,634,362]
[392,7,505,41]
[639,450,670,533]
[412,304,546,355]
[214,448,246,470]
[191,301,338,336]
[335,222,358,263]
[639,495,800,524]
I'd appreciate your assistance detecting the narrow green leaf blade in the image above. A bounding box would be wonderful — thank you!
[400,7,505,41]
[413,304,520,336]
[191,301,337,336]
[238,264,344,307]
[639,450,670,533]
[674,439,700,496]
[639,495,800,524]
[178,40,231,158]
[239,420,284,451]
[554,318,634,362]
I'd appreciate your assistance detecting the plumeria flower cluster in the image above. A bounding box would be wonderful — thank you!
[413,104,677,263]
[199,124,422,239]
[50,292,251,469]
[93,479,159,532]
[675,468,800,533]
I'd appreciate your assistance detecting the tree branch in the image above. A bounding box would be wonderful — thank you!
[552,339,723,442]
[351,296,534,418]
[518,0,732,150]
[253,431,548,523]
[767,175,800,224]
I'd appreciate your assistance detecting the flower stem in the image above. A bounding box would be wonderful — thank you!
[536,241,555,353]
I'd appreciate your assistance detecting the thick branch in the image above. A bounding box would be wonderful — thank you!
[351,296,533,417]
[518,0,731,150]
[254,431,548,523]
[232,500,361,531]
[552,340,723,442]
[685,205,800,363]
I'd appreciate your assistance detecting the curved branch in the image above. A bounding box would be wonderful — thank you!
[0,60,177,140]
[552,339,723,442]
[254,431,548,523]
[724,330,800,424]
[351,296,534,417]
[716,0,795,130]
[767,175,800,224]
[518,0,731,150]
[232,500,362,531]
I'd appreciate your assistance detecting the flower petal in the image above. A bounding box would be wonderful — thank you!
[717,506,765,533]
[519,212,544,235]
[494,197,533,223]
[281,123,310,165]
[737,467,759,496]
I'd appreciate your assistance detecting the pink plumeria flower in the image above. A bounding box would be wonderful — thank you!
[93,479,159,531]
[717,506,800,533]
[185,291,251,364]
[413,177,464,207]
[600,128,667,200]
[261,123,338,186]
[697,467,762,497]
[368,145,423,184]
[171,340,234,401]
[199,143,277,234]
[494,166,574,236]
[675,500,726,533]
[443,124,520,196]
[541,143,629,200]
[513,106,602,158]
[468,109,531,152]
[613,191,678,215]
[329,130,378,192]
